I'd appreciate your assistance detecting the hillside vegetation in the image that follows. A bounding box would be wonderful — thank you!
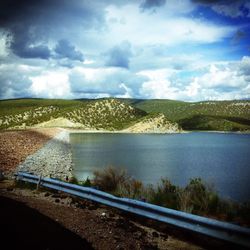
[129,99,250,131]
[0,98,249,131]
[0,98,149,131]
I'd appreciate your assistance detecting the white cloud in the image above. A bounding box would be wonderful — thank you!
[137,57,250,101]
[69,66,147,98]
[30,71,72,98]
[104,4,235,47]
[195,64,247,88]
[0,63,33,99]
[182,57,250,101]
[138,68,180,99]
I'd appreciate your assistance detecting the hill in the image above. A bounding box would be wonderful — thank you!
[1,98,169,131]
[64,98,147,130]
[128,99,250,131]
[0,98,249,131]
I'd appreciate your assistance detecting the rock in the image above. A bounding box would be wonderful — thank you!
[17,131,73,181]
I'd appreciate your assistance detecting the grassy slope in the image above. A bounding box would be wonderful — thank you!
[128,99,250,131]
[0,98,90,129]
[1,98,250,131]
[0,98,147,130]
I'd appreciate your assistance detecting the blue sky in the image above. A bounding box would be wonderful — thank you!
[0,0,249,101]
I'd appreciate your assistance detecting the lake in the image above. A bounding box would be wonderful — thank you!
[70,132,250,202]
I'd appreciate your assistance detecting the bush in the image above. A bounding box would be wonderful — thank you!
[148,179,179,209]
[116,179,144,199]
[69,176,78,184]
[181,178,220,215]
[93,167,129,193]
[81,177,92,187]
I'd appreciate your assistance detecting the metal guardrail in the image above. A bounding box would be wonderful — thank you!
[15,171,250,248]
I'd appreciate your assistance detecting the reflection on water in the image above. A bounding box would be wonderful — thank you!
[70,132,250,202]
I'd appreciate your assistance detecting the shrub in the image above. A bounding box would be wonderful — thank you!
[69,176,78,184]
[116,179,144,199]
[148,179,179,209]
[183,178,219,215]
[81,177,92,187]
[93,167,129,193]
[178,189,194,213]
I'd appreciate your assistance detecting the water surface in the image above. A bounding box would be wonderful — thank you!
[70,132,250,202]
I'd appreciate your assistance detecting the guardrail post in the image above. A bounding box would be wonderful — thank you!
[37,175,42,190]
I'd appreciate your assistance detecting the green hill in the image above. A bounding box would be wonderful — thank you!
[0,98,147,130]
[129,99,250,131]
[64,98,146,130]
[0,98,249,131]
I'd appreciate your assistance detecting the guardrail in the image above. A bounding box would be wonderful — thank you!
[15,171,250,248]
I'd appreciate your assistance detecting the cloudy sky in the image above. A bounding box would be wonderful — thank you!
[0,0,250,101]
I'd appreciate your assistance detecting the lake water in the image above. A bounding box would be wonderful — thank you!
[70,132,250,202]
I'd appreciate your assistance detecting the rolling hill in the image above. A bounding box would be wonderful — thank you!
[0,98,249,131]
[127,99,250,131]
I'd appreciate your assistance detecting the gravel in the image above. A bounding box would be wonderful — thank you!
[18,130,73,181]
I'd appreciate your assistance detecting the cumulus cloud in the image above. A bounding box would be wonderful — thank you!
[138,69,180,99]
[182,57,250,100]
[0,0,106,60]
[105,41,132,69]
[0,64,33,99]
[137,57,250,101]
[55,39,84,62]
[238,56,250,76]
[105,4,235,47]
[69,67,148,98]
[30,71,72,99]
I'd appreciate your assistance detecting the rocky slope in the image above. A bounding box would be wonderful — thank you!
[124,113,181,133]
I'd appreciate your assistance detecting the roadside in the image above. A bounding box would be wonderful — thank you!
[0,195,93,250]
[0,180,204,250]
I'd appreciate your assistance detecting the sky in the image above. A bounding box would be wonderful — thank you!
[0,0,250,101]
